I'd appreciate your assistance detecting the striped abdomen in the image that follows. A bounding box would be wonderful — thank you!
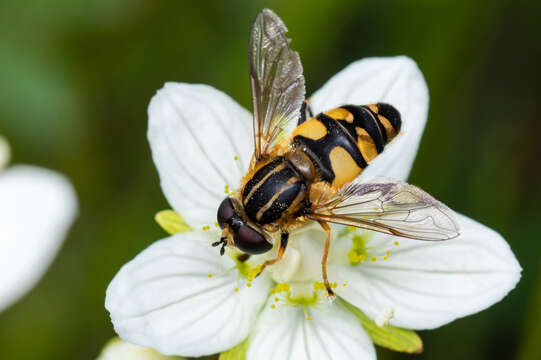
[292,103,401,188]
[241,157,306,225]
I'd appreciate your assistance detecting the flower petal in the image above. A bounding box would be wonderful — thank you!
[97,337,182,360]
[331,214,521,329]
[247,299,375,360]
[0,165,77,312]
[0,136,10,170]
[148,83,253,228]
[310,56,429,181]
[105,232,272,357]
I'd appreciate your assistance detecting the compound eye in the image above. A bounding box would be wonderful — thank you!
[233,225,273,254]
[217,198,235,228]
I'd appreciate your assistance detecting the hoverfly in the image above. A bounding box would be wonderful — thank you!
[214,9,459,297]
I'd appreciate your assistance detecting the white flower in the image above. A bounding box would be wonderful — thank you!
[0,136,77,312]
[105,57,521,359]
[97,337,184,360]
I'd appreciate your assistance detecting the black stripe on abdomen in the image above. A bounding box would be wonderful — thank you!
[293,113,366,183]
[339,105,386,153]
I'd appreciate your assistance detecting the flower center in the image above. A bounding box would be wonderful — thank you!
[268,281,333,319]
[343,227,398,265]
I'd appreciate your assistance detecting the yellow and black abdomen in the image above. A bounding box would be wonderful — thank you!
[292,103,401,188]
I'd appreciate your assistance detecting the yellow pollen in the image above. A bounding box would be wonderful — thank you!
[342,282,347,287]
[314,281,337,290]
[208,274,213,278]
[371,257,377,262]
[230,191,236,196]
[394,241,399,246]
[386,250,390,255]
[246,265,262,282]
[247,282,252,287]
[215,222,219,227]
[347,226,356,232]
[234,155,239,160]
[224,185,229,194]
[306,316,312,321]
[272,283,291,294]
[384,256,389,260]
[234,287,239,292]
[275,297,279,302]
[271,304,276,309]
[314,282,325,291]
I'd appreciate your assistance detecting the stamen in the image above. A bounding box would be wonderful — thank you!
[234,155,239,161]
[224,185,229,194]
[302,306,310,321]
[347,229,396,265]
[208,265,237,279]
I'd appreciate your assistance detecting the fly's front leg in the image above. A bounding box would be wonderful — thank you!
[255,231,289,277]
[318,221,335,298]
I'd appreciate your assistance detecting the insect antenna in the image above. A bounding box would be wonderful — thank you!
[212,237,228,256]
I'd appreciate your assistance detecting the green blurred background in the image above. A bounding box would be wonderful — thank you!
[1,0,540,359]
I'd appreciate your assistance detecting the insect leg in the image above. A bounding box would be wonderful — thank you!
[255,231,289,277]
[318,221,335,298]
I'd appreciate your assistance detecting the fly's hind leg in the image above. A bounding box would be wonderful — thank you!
[318,221,335,298]
[255,231,289,277]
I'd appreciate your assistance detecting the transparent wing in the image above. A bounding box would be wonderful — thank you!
[250,9,305,160]
[308,181,460,241]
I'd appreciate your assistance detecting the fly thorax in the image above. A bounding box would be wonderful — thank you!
[241,156,306,225]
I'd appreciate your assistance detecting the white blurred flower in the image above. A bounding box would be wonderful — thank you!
[97,337,183,360]
[106,57,521,359]
[0,136,77,312]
